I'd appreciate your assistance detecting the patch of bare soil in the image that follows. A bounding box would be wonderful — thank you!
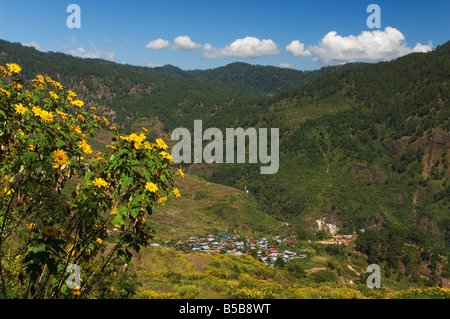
[185,254,212,270]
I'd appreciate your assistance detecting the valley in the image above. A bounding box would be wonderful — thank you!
[0,39,449,299]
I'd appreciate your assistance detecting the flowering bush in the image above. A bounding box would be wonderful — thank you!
[387,287,450,299]
[0,63,182,298]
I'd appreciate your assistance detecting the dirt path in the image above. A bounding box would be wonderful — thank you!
[347,264,360,276]
[306,267,326,274]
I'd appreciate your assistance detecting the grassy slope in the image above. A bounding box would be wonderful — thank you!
[150,173,282,240]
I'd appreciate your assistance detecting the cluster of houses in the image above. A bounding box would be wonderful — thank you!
[148,228,358,265]
[333,234,358,245]
[169,231,310,266]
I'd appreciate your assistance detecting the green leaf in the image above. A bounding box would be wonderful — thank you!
[120,175,133,189]
[36,132,46,143]
[55,139,66,148]
[111,214,124,227]
[22,152,38,165]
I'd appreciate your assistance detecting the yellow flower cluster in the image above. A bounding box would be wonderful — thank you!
[6,63,21,74]
[137,290,181,299]
[31,105,54,122]
[387,287,450,299]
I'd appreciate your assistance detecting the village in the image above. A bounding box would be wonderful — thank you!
[148,228,358,266]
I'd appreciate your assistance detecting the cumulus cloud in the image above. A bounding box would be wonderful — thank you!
[308,27,433,65]
[68,44,115,62]
[172,35,201,51]
[285,40,311,57]
[146,38,170,50]
[412,41,433,53]
[203,36,280,58]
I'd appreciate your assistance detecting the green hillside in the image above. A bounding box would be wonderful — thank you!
[1,38,449,293]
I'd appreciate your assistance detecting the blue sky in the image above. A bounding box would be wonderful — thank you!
[0,0,448,70]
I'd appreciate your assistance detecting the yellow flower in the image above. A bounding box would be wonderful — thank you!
[14,103,27,115]
[72,100,84,108]
[156,138,168,150]
[96,238,103,245]
[53,81,63,90]
[178,168,185,178]
[31,106,44,117]
[93,177,108,188]
[53,149,69,165]
[145,182,158,193]
[103,117,110,125]
[28,145,35,151]
[6,63,21,74]
[159,151,173,162]
[72,287,81,296]
[12,82,22,90]
[0,88,10,97]
[74,126,82,134]
[79,140,92,154]
[67,90,76,98]
[143,142,154,150]
[157,196,167,204]
[43,226,59,237]
[134,141,142,149]
[49,91,59,100]
[34,74,45,84]
[41,110,54,122]
[28,223,36,229]
[173,188,181,198]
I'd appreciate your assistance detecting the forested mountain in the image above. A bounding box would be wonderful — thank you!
[151,62,340,95]
[0,40,265,132]
[1,38,449,285]
[207,42,450,282]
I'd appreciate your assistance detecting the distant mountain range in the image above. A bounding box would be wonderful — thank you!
[149,62,345,95]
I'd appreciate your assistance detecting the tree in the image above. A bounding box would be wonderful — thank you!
[0,63,182,298]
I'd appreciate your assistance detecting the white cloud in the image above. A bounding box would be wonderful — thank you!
[24,41,48,52]
[308,27,433,65]
[203,36,280,58]
[279,62,295,69]
[286,40,312,57]
[412,41,433,53]
[103,38,112,42]
[172,35,201,51]
[147,62,163,68]
[146,38,170,50]
[68,45,116,62]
